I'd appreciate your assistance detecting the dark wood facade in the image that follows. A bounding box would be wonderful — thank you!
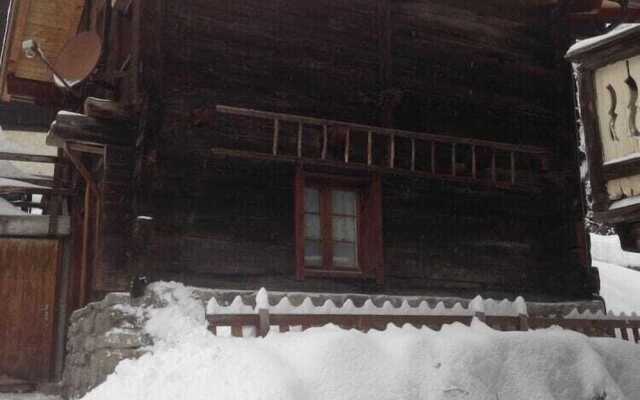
[41,0,600,301]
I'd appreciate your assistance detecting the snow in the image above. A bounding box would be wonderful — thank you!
[566,24,640,58]
[595,261,640,315]
[603,152,640,165]
[609,196,640,210]
[0,395,60,400]
[78,282,640,400]
[590,233,640,268]
[0,197,26,215]
[208,290,527,317]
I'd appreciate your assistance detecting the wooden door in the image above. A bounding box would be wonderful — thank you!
[0,238,60,382]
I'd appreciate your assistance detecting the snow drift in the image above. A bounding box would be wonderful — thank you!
[80,282,640,400]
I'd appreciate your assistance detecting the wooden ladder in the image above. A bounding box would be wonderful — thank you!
[212,105,552,192]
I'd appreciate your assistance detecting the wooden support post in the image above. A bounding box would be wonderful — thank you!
[451,144,456,177]
[79,186,91,307]
[367,131,373,166]
[258,308,270,338]
[510,151,516,185]
[431,142,436,174]
[344,129,350,163]
[491,150,497,184]
[410,138,416,171]
[471,145,477,179]
[389,134,395,168]
[272,119,280,155]
[297,123,303,158]
[518,313,529,331]
[322,125,328,160]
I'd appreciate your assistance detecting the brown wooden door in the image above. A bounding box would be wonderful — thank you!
[0,238,60,382]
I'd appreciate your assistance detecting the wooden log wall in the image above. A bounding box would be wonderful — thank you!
[103,0,593,299]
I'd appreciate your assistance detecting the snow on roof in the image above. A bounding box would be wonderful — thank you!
[566,23,640,59]
[0,177,46,189]
[0,197,26,215]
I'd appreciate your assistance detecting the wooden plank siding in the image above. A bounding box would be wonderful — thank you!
[89,0,591,300]
[0,238,61,381]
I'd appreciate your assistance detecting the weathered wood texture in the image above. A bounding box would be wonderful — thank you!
[127,158,590,299]
[94,0,589,298]
[0,238,60,381]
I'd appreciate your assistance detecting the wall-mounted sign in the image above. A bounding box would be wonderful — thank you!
[567,25,640,250]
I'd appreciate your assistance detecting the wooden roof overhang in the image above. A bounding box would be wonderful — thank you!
[0,0,85,104]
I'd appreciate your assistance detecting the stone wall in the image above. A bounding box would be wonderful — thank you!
[62,293,151,399]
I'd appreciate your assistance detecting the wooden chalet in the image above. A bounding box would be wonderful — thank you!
[4,0,640,384]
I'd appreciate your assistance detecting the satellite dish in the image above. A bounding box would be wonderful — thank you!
[53,31,102,88]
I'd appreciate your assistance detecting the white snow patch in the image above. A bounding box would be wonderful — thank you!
[78,282,640,400]
[591,233,640,267]
[0,394,60,400]
[567,23,640,57]
[595,260,640,315]
[609,196,640,210]
[0,197,26,215]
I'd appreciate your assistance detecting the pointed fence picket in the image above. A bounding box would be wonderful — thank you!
[205,292,640,344]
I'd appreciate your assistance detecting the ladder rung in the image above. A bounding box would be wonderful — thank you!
[344,129,350,163]
[297,122,303,158]
[272,119,280,155]
[322,125,328,160]
[367,131,373,166]
[389,134,395,168]
[451,143,456,177]
[410,138,416,172]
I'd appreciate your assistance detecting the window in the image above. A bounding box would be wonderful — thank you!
[294,168,384,283]
[304,187,359,270]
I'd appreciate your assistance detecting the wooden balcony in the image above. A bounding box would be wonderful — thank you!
[211,105,553,192]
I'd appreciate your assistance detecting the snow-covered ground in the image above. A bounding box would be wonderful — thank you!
[590,234,640,314]
[71,282,640,400]
[596,260,640,314]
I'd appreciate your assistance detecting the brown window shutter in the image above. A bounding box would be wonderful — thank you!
[294,165,305,280]
[361,174,384,284]
[370,174,384,284]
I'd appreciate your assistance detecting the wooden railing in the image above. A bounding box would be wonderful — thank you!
[207,310,640,344]
[212,105,553,192]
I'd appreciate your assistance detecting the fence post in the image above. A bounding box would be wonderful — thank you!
[258,308,270,338]
[518,313,529,331]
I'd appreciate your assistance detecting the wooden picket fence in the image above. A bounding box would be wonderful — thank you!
[207,309,640,344]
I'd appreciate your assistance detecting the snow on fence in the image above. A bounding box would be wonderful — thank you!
[205,289,640,343]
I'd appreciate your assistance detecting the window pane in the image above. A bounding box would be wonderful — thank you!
[332,216,356,242]
[333,242,357,268]
[305,188,320,213]
[305,213,321,240]
[332,190,356,215]
[305,240,322,267]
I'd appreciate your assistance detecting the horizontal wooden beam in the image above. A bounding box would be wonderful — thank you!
[210,147,543,193]
[602,158,640,181]
[47,111,134,148]
[0,215,70,237]
[0,186,72,196]
[0,151,58,163]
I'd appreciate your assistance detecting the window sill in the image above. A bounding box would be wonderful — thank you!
[303,269,368,280]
